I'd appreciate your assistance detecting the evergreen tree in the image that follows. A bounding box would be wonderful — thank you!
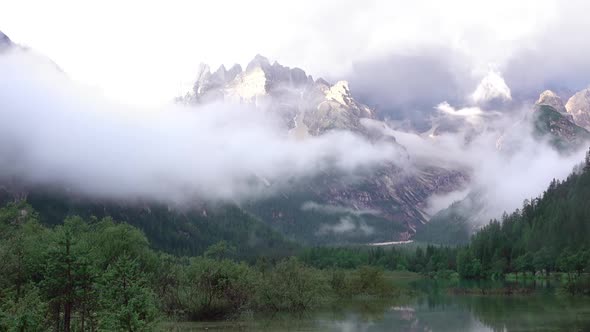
[42,217,94,332]
[98,255,158,331]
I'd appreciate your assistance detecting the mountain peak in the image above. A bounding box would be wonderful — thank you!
[471,70,512,104]
[565,88,590,131]
[538,89,558,100]
[0,30,12,48]
[536,90,567,114]
[246,54,271,71]
[214,64,227,74]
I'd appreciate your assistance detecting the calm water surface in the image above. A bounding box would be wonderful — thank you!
[161,282,590,332]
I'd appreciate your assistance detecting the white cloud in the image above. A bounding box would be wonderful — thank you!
[396,100,587,219]
[301,201,380,216]
[436,102,483,117]
[0,48,400,203]
[317,216,374,235]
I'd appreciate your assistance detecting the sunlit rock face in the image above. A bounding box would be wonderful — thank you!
[566,88,590,131]
[184,55,374,135]
[181,55,468,243]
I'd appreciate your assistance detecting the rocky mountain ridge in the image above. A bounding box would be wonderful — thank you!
[181,57,590,244]
[183,55,375,136]
[533,88,590,133]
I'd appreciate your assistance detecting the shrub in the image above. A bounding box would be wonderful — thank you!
[181,257,257,320]
[255,258,329,312]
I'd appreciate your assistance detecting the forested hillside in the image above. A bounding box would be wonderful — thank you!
[459,153,590,279]
[416,104,590,246]
[0,188,296,259]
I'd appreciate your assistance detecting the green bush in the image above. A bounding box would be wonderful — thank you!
[349,266,393,296]
[181,257,258,320]
[255,258,329,312]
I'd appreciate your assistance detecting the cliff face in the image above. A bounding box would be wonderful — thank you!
[182,55,468,243]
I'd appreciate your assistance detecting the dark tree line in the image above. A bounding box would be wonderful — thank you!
[299,245,458,278]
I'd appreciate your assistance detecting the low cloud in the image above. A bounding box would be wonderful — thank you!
[0,49,400,203]
[317,216,374,236]
[397,99,587,221]
[425,189,469,216]
[346,48,475,130]
[303,201,378,236]
[301,201,380,216]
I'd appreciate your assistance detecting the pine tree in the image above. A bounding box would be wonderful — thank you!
[98,255,158,331]
[42,217,94,332]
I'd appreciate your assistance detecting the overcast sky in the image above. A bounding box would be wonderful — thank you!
[1,0,588,106]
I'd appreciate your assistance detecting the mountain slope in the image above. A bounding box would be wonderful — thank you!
[413,193,480,245]
[0,186,296,258]
[532,104,590,151]
[536,90,567,114]
[462,154,590,278]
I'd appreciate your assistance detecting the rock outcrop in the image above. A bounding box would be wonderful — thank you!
[536,90,567,114]
[566,88,590,131]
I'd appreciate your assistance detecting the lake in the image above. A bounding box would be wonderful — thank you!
[161,281,590,331]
